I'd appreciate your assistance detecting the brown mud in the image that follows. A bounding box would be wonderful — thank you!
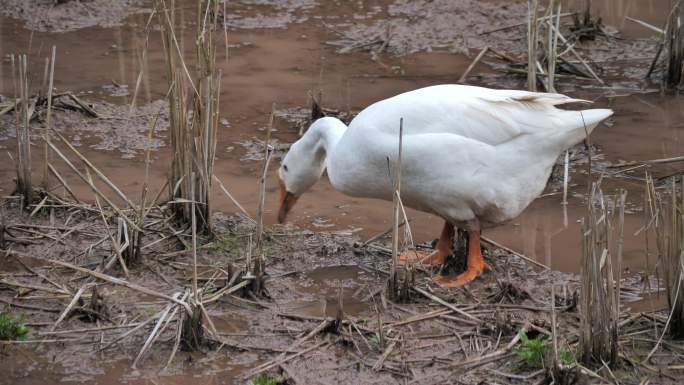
[2,199,676,385]
[0,0,683,383]
[0,0,148,33]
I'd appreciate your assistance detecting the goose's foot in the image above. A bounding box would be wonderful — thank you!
[434,260,491,288]
[397,221,454,267]
[434,225,491,288]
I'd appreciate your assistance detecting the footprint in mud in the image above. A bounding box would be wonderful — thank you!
[280,265,373,318]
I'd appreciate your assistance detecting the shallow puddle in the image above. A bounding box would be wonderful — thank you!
[276,265,374,318]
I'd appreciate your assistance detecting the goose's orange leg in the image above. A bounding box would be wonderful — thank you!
[398,221,454,267]
[434,221,491,288]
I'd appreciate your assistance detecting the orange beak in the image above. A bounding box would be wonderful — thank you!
[278,174,299,223]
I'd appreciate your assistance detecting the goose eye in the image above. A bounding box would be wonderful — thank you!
[283,165,288,172]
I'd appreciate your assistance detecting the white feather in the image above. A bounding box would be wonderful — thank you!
[280,84,613,228]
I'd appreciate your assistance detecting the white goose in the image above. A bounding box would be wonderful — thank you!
[277,84,612,287]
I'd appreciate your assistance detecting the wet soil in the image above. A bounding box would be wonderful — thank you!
[2,200,677,385]
[0,0,147,33]
[0,96,169,159]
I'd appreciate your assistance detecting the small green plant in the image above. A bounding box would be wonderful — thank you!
[515,332,576,368]
[0,312,29,341]
[248,374,278,385]
[559,347,575,365]
[516,332,549,368]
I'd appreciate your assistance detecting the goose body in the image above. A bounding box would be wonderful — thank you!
[278,84,613,286]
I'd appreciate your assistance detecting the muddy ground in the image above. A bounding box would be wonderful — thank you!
[1,0,684,384]
[2,196,679,385]
[0,0,147,33]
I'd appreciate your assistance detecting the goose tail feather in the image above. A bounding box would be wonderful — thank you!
[578,108,613,135]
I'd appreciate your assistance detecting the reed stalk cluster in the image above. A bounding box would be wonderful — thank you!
[579,183,623,365]
[158,0,221,234]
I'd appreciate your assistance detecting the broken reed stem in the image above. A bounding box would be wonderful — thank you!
[255,107,274,257]
[527,0,540,91]
[547,0,561,92]
[181,173,205,351]
[546,21,604,84]
[664,0,684,89]
[550,284,559,367]
[46,133,141,232]
[130,10,156,112]
[579,183,620,365]
[248,135,273,295]
[43,46,56,190]
[660,176,684,338]
[616,189,626,320]
[15,54,33,207]
[389,118,404,299]
[191,172,199,304]
[562,150,569,205]
[92,188,130,278]
[583,0,592,26]
[9,251,193,314]
[213,174,255,223]
[458,46,488,83]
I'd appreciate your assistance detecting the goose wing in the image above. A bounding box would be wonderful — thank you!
[351,84,589,146]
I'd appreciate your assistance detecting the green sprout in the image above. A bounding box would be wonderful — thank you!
[515,332,575,368]
[516,332,549,368]
[248,374,278,385]
[0,312,29,341]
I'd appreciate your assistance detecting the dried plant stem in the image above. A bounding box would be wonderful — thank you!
[664,0,684,88]
[93,190,130,277]
[15,54,33,206]
[562,150,570,205]
[46,139,140,232]
[579,183,620,365]
[546,21,604,84]
[160,0,220,233]
[43,46,56,190]
[191,173,199,303]
[50,129,136,209]
[213,174,255,223]
[458,46,488,83]
[388,118,404,299]
[47,163,79,203]
[527,0,539,91]
[547,0,561,92]
[255,108,274,257]
[50,285,90,332]
[130,10,155,111]
[12,252,192,314]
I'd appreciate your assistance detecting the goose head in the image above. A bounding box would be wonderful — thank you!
[277,118,338,223]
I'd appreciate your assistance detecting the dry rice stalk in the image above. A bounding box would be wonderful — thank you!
[248,130,273,296]
[130,10,156,112]
[178,175,206,352]
[42,46,56,190]
[159,0,221,233]
[527,0,540,91]
[665,0,684,89]
[387,118,414,302]
[650,175,684,338]
[14,54,33,207]
[546,0,561,92]
[579,181,621,365]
